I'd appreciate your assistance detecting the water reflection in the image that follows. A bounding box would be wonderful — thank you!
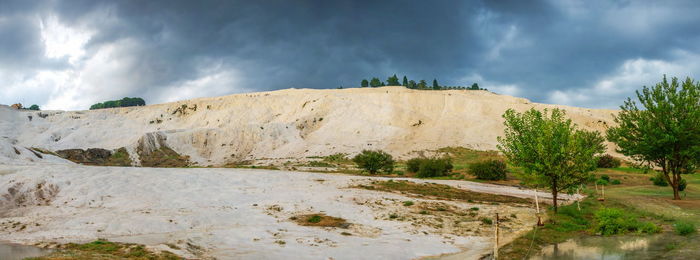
[0,243,52,260]
[530,234,680,260]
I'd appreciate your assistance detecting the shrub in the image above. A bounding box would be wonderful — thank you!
[596,179,609,186]
[415,158,453,178]
[403,201,414,206]
[406,158,422,173]
[600,175,610,181]
[650,172,668,186]
[323,153,348,162]
[352,150,394,174]
[637,222,661,234]
[468,160,507,180]
[611,179,621,185]
[597,154,621,168]
[594,208,638,235]
[679,178,687,191]
[674,221,696,236]
[480,217,493,225]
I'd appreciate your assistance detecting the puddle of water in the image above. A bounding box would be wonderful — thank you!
[0,243,53,260]
[529,233,694,260]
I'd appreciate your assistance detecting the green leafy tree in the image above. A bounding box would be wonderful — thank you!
[369,77,382,88]
[470,83,480,90]
[387,74,400,86]
[417,80,428,89]
[408,80,417,89]
[352,150,395,174]
[28,104,40,110]
[361,79,369,88]
[89,97,146,110]
[432,79,440,90]
[607,76,700,200]
[402,76,408,86]
[498,108,605,212]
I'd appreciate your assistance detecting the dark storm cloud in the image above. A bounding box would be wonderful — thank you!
[2,0,700,109]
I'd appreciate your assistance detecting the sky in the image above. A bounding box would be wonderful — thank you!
[2,0,700,110]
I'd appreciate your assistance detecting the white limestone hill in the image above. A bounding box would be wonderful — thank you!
[0,87,618,166]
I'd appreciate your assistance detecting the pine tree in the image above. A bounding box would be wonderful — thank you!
[470,83,480,90]
[418,80,428,89]
[402,76,408,86]
[387,74,400,86]
[432,79,440,90]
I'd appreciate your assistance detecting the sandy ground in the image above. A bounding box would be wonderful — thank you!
[0,164,568,259]
[0,87,619,166]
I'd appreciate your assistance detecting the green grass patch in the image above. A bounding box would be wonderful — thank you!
[674,221,697,236]
[27,240,180,260]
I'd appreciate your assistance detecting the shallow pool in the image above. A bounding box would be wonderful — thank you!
[0,243,53,260]
[530,233,698,260]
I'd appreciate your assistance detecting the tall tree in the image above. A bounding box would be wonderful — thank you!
[470,83,480,90]
[369,77,382,87]
[28,104,40,110]
[387,74,400,86]
[402,76,408,86]
[607,76,700,200]
[432,79,440,90]
[361,79,369,88]
[498,108,605,212]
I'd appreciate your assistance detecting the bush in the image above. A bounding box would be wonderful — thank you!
[352,150,394,174]
[323,153,348,162]
[593,208,638,235]
[468,160,507,180]
[596,179,609,186]
[480,217,493,225]
[415,158,453,178]
[679,178,687,191]
[406,158,422,173]
[600,175,610,181]
[674,221,696,236]
[597,154,621,168]
[650,172,668,186]
[611,179,621,185]
[637,222,661,234]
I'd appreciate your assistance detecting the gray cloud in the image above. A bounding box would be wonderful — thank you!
[1,0,700,110]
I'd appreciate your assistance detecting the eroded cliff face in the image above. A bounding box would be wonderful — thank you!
[0,87,618,166]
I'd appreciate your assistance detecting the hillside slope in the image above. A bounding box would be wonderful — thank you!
[0,87,618,166]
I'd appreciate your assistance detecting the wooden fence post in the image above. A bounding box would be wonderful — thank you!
[534,189,540,214]
[493,213,499,259]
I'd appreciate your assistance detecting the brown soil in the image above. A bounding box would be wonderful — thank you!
[292,214,349,228]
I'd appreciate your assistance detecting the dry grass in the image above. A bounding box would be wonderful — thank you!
[138,145,190,167]
[354,180,531,204]
[291,213,349,228]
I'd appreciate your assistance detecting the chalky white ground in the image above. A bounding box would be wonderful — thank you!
[0,87,592,259]
[0,163,578,259]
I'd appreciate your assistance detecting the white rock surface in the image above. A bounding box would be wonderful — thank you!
[0,87,618,166]
[0,165,551,259]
